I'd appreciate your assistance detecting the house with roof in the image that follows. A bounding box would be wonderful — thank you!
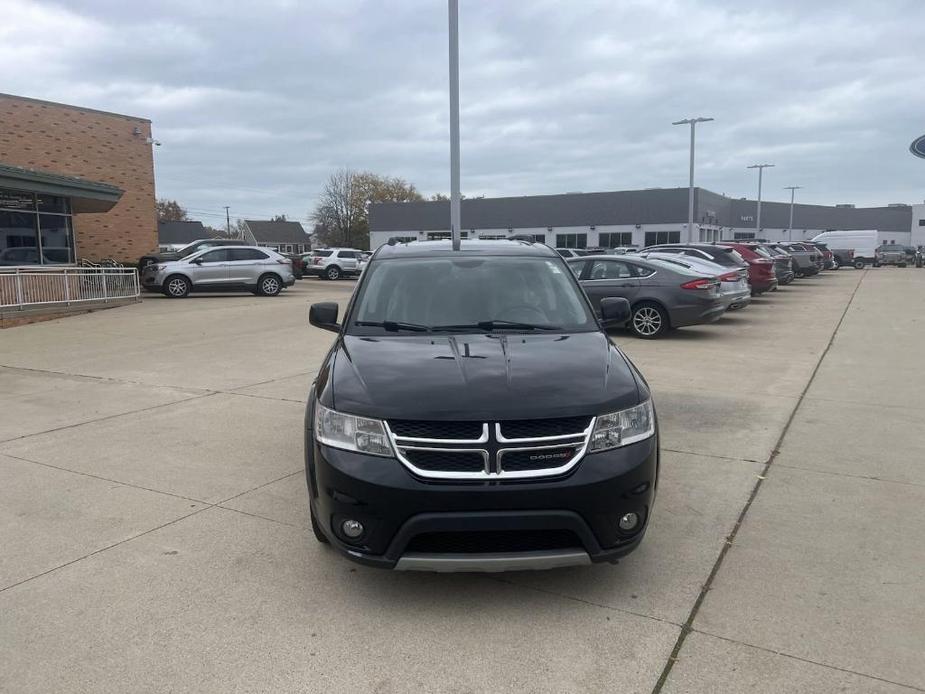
[242,219,311,254]
[157,220,210,251]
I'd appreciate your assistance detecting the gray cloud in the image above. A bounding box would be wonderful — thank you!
[2,0,924,226]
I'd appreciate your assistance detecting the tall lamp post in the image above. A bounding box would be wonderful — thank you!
[747,163,775,237]
[448,0,461,251]
[784,186,802,241]
[672,117,714,242]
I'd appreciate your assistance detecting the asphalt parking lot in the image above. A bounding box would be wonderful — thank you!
[1,270,923,693]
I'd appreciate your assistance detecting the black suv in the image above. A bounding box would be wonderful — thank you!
[304,240,659,572]
[138,238,248,270]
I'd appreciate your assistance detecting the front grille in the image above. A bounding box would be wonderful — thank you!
[390,416,595,480]
[405,529,582,554]
[499,416,591,440]
[389,419,483,440]
[500,445,580,472]
[402,449,485,473]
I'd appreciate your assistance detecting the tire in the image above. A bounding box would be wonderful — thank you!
[310,509,330,544]
[899,263,907,268]
[325,265,341,281]
[257,273,283,296]
[853,260,865,270]
[163,275,190,298]
[831,257,840,270]
[630,301,669,339]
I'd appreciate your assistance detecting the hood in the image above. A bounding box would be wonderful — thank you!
[326,332,641,421]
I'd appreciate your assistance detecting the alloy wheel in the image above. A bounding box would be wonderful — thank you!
[633,307,662,336]
[261,277,280,295]
[167,278,187,297]
[327,267,340,280]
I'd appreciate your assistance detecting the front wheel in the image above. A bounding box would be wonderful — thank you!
[325,265,341,281]
[163,275,190,298]
[257,273,282,296]
[630,302,669,339]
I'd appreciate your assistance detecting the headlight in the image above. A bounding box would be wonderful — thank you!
[589,399,655,452]
[314,402,393,457]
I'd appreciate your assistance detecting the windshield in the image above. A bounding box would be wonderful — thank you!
[752,246,774,258]
[313,250,334,257]
[347,256,597,334]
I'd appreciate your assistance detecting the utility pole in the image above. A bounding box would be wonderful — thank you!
[747,164,775,235]
[784,186,802,241]
[224,206,231,238]
[448,0,461,251]
[672,117,713,243]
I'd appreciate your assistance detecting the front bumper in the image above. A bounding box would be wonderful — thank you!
[305,424,659,571]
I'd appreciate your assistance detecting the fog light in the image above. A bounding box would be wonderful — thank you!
[618,512,639,532]
[341,519,364,539]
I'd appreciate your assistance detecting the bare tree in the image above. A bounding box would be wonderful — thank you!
[311,169,423,249]
[156,199,188,222]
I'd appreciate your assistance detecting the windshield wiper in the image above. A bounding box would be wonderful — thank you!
[355,320,431,332]
[432,320,560,332]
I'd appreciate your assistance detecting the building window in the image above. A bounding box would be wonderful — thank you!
[556,233,587,248]
[524,234,545,243]
[0,188,74,264]
[733,232,756,240]
[598,232,633,248]
[643,231,681,247]
[389,236,416,243]
[919,220,925,226]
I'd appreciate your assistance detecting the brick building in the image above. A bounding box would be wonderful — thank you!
[0,93,157,265]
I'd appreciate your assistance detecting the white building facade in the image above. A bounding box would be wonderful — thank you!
[369,188,921,251]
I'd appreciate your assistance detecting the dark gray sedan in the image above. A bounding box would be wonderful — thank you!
[567,255,727,338]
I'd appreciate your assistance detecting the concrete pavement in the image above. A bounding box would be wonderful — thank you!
[0,270,922,693]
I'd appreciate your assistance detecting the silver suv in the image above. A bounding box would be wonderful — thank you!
[141,246,295,298]
[305,248,365,280]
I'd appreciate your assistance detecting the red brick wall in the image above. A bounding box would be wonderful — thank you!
[0,94,157,263]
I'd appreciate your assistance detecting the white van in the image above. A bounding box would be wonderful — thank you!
[811,230,878,268]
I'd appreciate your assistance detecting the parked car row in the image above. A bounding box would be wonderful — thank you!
[559,240,840,338]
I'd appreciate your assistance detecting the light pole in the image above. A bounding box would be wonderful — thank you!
[448,0,461,251]
[784,185,802,241]
[747,163,775,236]
[672,117,714,242]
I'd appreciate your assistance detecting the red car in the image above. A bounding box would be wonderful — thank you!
[715,242,779,295]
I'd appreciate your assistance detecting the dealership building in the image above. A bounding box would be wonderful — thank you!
[369,187,925,250]
[0,93,157,265]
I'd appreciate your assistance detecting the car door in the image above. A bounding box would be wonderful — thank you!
[337,250,358,273]
[188,248,231,286]
[580,258,640,311]
[226,248,270,285]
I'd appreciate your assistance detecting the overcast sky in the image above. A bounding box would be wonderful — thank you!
[3,0,925,225]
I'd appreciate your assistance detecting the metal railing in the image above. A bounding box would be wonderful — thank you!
[0,266,140,311]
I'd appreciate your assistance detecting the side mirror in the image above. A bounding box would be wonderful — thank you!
[309,302,340,333]
[599,297,631,325]
[191,257,203,265]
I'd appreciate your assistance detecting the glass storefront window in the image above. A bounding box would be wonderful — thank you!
[37,195,70,214]
[0,210,40,265]
[39,214,74,263]
[0,188,75,265]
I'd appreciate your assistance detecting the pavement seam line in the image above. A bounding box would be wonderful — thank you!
[0,392,218,446]
[0,504,215,594]
[771,461,925,489]
[216,505,298,528]
[0,452,211,504]
[485,575,683,629]
[660,447,764,464]
[691,628,925,693]
[650,270,868,694]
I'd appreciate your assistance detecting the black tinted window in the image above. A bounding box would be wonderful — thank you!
[198,249,231,262]
[338,251,356,259]
[587,259,634,279]
[229,248,268,261]
[313,250,333,257]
